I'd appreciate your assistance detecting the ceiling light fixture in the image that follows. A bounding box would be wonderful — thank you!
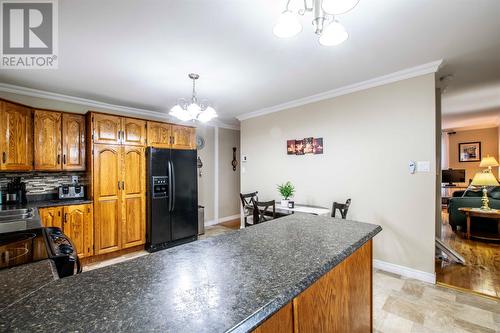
[169,73,218,123]
[273,0,358,46]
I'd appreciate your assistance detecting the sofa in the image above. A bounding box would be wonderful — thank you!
[448,186,500,233]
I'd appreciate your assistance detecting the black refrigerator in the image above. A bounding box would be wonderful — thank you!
[146,147,198,252]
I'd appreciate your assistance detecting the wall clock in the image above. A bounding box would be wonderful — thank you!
[196,135,205,150]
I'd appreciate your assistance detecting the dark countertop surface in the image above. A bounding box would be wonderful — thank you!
[0,214,381,333]
[0,260,58,312]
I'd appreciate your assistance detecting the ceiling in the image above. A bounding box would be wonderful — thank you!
[0,0,499,127]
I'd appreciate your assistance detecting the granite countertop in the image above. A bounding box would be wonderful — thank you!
[0,214,381,332]
[0,260,58,312]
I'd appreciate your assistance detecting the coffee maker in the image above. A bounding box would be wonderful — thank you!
[6,177,27,204]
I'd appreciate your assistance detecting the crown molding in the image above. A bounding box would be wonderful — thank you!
[237,60,443,121]
[0,82,240,130]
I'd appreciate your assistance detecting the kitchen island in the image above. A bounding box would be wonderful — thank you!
[0,214,381,332]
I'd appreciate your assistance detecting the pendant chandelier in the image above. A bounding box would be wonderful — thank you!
[273,0,359,46]
[169,73,217,123]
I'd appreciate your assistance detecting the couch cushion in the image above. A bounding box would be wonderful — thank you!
[490,186,500,200]
[462,186,483,197]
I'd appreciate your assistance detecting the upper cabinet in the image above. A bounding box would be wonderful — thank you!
[171,125,196,150]
[34,110,85,171]
[34,110,62,171]
[62,113,85,170]
[122,118,146,146]
[92,113,121,145]
[147,121,171,148]
[90,113,146,146]
[0,101,33,171]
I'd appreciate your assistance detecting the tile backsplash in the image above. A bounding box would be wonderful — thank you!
[0,172,87,194]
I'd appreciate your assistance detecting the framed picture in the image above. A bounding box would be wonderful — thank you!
[286,140,296,155]
[459,142,481,162]
[313,138,323,154]
[303,137,314,154]
[295,139,304,155]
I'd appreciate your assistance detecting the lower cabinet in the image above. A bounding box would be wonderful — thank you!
[39,203,94,258]
[253,240,372,333]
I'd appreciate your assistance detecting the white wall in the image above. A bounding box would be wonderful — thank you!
[218,128,241,219]
[240,74,437,275]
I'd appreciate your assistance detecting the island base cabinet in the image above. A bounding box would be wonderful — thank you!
[253,240,372,333]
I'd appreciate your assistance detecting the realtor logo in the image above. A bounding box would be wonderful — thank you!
[1,0,58,69]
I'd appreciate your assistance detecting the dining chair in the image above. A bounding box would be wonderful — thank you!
[331,199,351,219]
[240,191,258,227]
[252,200,276,225]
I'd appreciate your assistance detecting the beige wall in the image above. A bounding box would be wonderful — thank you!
[196,126,215,222]
[241,74,437,274]
[448,127,499,181]
[218,128,241,218]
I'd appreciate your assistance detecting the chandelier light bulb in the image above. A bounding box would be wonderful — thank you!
[198,106,218,123]
[273,10,302,38]
[322,0,359,15]
[187,102,201,118]
[319,20,348,46]
[169,104,192,121]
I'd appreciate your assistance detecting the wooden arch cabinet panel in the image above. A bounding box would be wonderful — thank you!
[171,125,196,150]
[93,144,122,255]
[62,113,85,170]
[63,204,93,258]
[122,146,146,248]
[92,113,121,145]
[0,102,33,171]
[34,110,62,171]
[147,121,171,148]
[39,206,63,229]
[122,118,146,146]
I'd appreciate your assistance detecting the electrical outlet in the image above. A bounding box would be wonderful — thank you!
[71,176,79,184]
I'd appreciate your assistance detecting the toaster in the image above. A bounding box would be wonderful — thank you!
[58,184,85,199]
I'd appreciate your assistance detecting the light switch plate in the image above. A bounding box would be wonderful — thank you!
[242,155,248,163]
[416,161,431,173]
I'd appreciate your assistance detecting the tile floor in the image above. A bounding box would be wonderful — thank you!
[84,224,500,332]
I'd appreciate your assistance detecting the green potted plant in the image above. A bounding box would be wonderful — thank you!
[277,181,295,207]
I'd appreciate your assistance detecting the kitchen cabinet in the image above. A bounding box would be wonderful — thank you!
[39,203,93,258]
[147,121,171,148]
[34,110,62,171]
[122,146,146,248]
[62,113,85,170]
[93,144,122,255]
[91,113,146,146]
[93,144,146,254]
[122,117,146,146]
[34,110,85,171]
[63,204,93,258]
[39,206,63,229]
[171,125,196,150]
[0,101,33,171]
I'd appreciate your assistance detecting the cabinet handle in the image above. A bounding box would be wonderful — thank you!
[64,213,68,223]
[2,152,6,163]
[118,181,121,190]
[63,154,66,164]
[57,154,61,165]
[121,181,125,190]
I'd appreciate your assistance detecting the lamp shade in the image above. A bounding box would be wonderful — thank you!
[471,171,499,186]
[479,156,499,168]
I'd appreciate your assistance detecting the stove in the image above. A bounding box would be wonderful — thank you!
[0,227,81,278]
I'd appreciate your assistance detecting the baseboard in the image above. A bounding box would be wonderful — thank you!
[204,214,241,227]
[373,259,436,284]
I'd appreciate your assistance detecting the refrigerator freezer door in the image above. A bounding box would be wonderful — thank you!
[146,148,171,248]
[170,149,198,241]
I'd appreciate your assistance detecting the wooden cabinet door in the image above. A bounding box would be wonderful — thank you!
[92,113,121,145]
[147,121,171,148]
[63,204,93,258]
[62,113,85,171]
[93,144,122,254]
[292,240,372,333]
[34,110,62,171]
[121,146,146,248]
[0,102,33,171]
[39,206,63,229]
[171,125,196,150]
[122,118,146,146]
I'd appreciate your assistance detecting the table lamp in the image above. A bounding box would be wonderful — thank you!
[470,171,499,210]
[479,155,499,172]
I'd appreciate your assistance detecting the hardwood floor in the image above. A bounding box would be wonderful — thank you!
[218,218,241,229]
[436,211,500,298]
